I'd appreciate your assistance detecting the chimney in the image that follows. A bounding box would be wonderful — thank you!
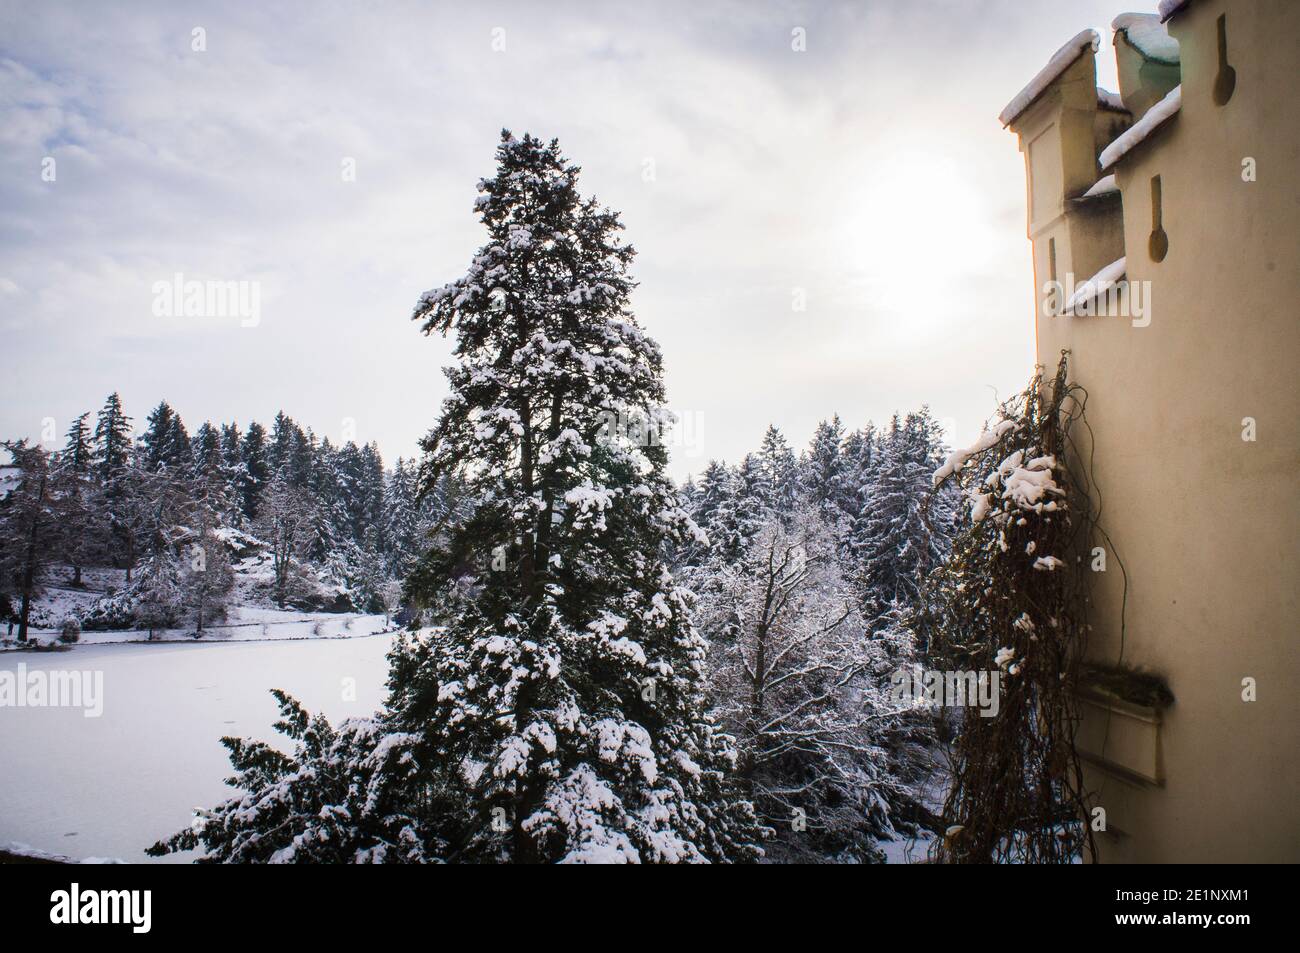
[1113,13,1181,120]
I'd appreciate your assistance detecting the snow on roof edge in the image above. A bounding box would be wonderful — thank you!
[1064,257,1128,315]
[1080,173,1119,199]
[1112,12,1180,65]
[1098,84,1181,169]
[1158,0,1193,23]
[999,29,1101,128]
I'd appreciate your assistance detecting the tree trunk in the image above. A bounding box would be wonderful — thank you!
[17,473,45,642]
[17,589,31,643]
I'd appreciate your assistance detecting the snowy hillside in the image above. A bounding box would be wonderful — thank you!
[3,556,397,648]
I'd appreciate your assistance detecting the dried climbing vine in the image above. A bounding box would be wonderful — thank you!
[919,351,1103,863]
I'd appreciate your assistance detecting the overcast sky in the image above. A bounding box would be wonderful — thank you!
[0,0,1130,480]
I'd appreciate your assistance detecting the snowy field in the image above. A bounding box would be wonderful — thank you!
[7,606,396,649]
[0,632,397,863]
[880,828,938,864]
[3,560,397,650]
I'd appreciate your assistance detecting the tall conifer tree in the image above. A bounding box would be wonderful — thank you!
[93,392,133,479]
[150,132,763,863]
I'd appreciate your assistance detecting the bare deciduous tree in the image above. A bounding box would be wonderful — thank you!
[698,506,912,861]
[256,473,317,607]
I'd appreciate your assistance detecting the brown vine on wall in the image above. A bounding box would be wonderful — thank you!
[919,351,1108,864]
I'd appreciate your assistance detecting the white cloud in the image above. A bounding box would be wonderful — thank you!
[0,0,1131,476]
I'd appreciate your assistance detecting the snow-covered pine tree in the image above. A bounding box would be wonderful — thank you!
[149,131,763,864]
[687,462,729,528]
[182,463,235,634]
[359,442,386,547]
[131,465,191,635]
[102,455,148,583]
[861,597,940,831]
[849,409,956,623]
[256,471,316,608]
[191,421,223,478]
[219,422,245,518]
[721,453,770,552]
[839,423,877,541]
[265,412,316,491]
[394,131,762,862]
[167,415,193,472]
[268,411,297,478]
[90,393,138,576]
[676,460,733,566]
[93,392,133,481]
[292,426,313,488]
[331,440,368,545]
[801,415,855,532]
[304,437,348,564]
[63,412,94,474]
[133,545,182,637]
[141,400,192,473]
[381,457,421,578]
[58,413,98,586]
[349,527,393,614]
[755,424,799,513]
[238,422,270,522]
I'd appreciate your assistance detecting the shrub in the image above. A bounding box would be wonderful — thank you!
[58,616,82,643]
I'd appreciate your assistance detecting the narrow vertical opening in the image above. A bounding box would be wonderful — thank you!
[1149,175,1169,262]
[1213,14,1237,106]
[1048,237,1058,284]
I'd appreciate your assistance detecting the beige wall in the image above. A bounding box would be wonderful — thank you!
[1115,31,1180,119]
[1012,0,1300,862]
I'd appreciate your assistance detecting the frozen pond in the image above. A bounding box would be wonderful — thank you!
[0,633,397,862]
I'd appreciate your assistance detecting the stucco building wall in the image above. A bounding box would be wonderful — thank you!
[1005,0,1299,862]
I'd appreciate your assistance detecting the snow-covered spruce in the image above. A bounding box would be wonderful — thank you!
[150,131,763,863]
[678,410,958,627]
[679,427,801,567]
[801,415,858,533]
[848,410,958,623]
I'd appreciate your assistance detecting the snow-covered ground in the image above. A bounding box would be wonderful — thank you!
[0,633,398,862]
[880,742,949,864]
[4,561,394,649]
[6,606,396,649]
[11,565,128,627]
[880,830,937,864]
